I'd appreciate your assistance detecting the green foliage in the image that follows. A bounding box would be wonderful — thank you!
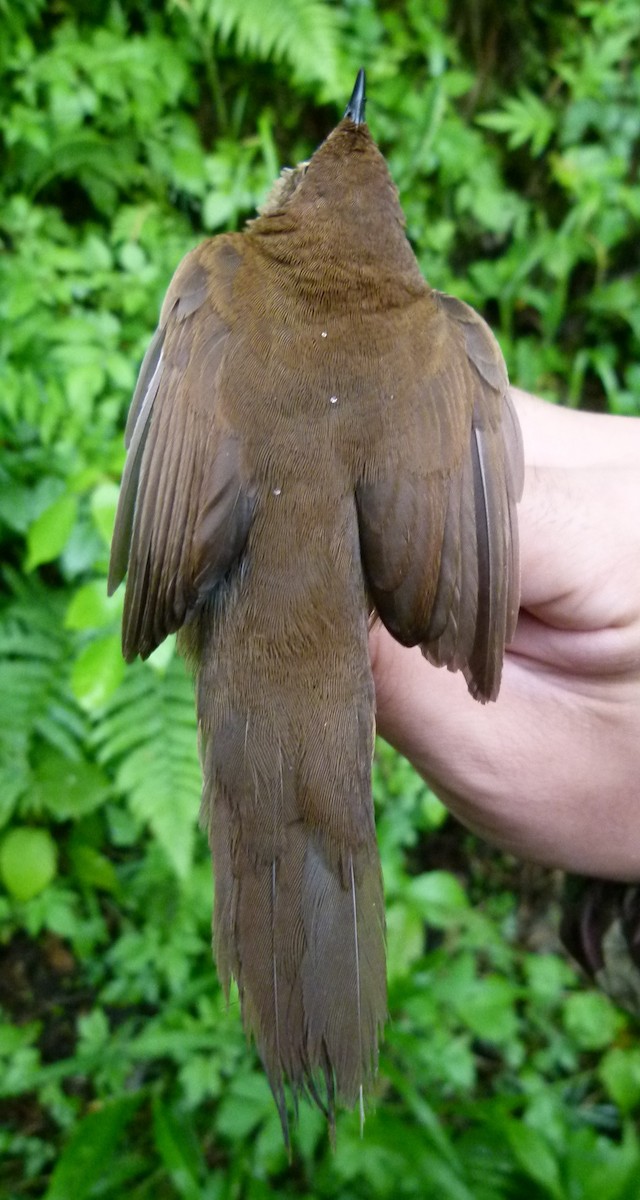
[0,826,58,901]
[42,1094,143,1200]
[94,653,201,877]
[1,0,639,1197]
[183,0,342,94]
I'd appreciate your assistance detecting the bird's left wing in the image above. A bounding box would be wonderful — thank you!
[108,243,255,661]
[357,292,524,702]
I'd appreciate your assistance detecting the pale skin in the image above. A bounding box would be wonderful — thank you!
[370,388,640,881]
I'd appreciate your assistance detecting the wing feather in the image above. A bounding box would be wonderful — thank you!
[358,292,524,701]
[108,244,255,661]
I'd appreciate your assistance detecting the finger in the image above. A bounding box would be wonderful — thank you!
[511,389,640,469]
[517,463,640,635]
[370,622,640,879]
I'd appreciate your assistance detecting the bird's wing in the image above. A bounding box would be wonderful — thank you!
[108,243,255,661]
[357,292,524,702]
[560,876,640,1018]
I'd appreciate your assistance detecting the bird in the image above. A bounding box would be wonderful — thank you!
[560,876,640,1018]
[108,68,524,1141]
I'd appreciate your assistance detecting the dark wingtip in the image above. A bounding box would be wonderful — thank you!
[344,68,366,125]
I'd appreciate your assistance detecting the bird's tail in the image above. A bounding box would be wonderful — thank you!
[200,690,386,1142]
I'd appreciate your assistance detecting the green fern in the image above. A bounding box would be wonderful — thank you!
[477,90,556,156]
[184,0,341,92]
[0,571,90,826]
[94,655,201,878]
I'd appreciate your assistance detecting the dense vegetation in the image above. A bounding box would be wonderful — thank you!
[1,1,639,1196]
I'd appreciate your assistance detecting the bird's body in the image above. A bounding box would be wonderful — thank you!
[109,72,523,1138]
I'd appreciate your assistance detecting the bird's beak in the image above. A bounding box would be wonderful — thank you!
[344,68,366,125]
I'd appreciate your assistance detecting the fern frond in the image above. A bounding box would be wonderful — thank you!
[94,657,201,878]
[477,91,555,156]
[0,571,90,825]
[186,0,340,92]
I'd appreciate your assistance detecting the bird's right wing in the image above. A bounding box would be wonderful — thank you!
[108,243,256,661]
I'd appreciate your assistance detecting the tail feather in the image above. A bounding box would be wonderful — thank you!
[302,839,385,1105]
[202,698,387,1138]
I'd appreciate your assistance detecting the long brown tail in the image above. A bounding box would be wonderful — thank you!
[200,689,386,1141]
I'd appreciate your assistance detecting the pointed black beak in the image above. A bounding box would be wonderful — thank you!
[344,68,366,125]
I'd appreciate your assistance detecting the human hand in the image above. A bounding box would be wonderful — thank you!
[370,389,640,881]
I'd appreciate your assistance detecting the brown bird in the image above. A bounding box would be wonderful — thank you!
[108,69,524,1139]
[560,877,640,1017]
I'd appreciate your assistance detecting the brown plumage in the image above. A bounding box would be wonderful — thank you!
[108,70,524,1140]
[560,878,640,1017]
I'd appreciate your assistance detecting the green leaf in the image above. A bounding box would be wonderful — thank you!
[524,953,575,1001]
[42,1095,141,1200]
[152,1098,205,1200]
[65,579,121,631]
[90,481,120,547]
[76,1008,110,1057]
[565,1121,640,1200]
[454,976,520,1044]
[68,843,119,893]
[385,901,425,981]
[503,1120,563,1199]
[0,827,57,901]
[408,870,470,927]
[191,0,340,93]
[477,90,556,155]
[71,635,125,711]
[31,747,110,820]
[25,494,78,570]
[95,658,200,876]
[599,1047,640,1114]
[563,991,621,1050]
[215,1072,276,1141]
